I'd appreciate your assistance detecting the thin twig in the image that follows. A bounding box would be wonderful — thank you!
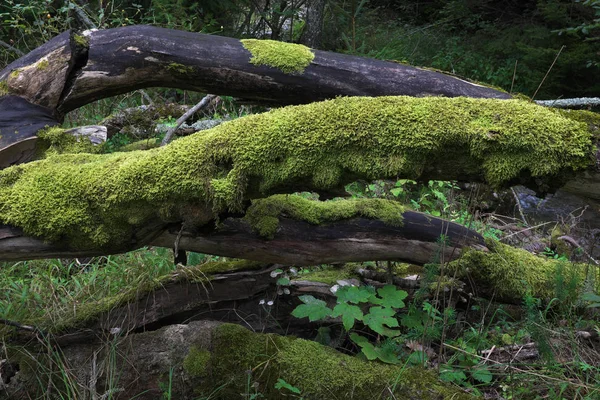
[138,90,153,105]
[510,187,529,227]
[557,235,599,265]
[510,60,517,94]
[160,94,216,146]
[0,39,24,56]
[532,45,565,101]
[0,318,46,336]
[535,97,600,108]
[69,1,97,29]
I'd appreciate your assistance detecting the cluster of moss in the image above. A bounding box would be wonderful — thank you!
[244,194,405,238]
[449,239,588,300]
[200,323,469,399]
[0,96,593,248]
[241,39,314,74]
[37,126,100,157]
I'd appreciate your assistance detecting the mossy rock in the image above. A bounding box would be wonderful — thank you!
[200,323,470,399]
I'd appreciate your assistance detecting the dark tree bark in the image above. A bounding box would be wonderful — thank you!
[0,212,485,264]
[300,0,327,48]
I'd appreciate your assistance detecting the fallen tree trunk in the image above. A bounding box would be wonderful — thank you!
[0,211,485,264]
[0,26,510,118]
[2,321,471,400]
[0,96,597,262]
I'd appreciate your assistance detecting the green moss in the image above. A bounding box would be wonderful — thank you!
[208,323,469,399]
[118,139,161,152]
[241,39,314,74]
[167,62,193,74]
[295,266,357,285]
[36,126,99,157]
[449,240,588,300]
[245,194,405,238]
[36,59,49,70]
[0,97,594,248]
[555,109,600,141]
[73,34,89,47]
[0,81,8,96]
[9,69,20,79]
[183,346,211,377]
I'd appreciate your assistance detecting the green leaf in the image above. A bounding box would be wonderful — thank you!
[390,187,404,197]
[276,277,290,286]
[407,351,428,366]
[371,285,408,308]
[472,367,493,384]
[440,368,467,384]
[336,285,374,304]
[274,378,301,394]
[363,306,400,337]
[291,295,332,321]
[350,334,399,364]
[332,303,363,330]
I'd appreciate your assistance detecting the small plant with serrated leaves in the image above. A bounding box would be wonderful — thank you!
[291,284,408,364]
[439,339,494,396]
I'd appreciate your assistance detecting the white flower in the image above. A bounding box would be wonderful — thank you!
[259,299,265,305]
[267,300,274,306]
[330,284,339,294]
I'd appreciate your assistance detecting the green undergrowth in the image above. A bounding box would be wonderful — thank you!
[0,96,593,248]
[202,323,469,399]
[0,250,265,334]
[449,239,591,301]
[241,39,315,74]
[244,193,405,238]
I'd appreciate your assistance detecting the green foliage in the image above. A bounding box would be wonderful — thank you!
[292,284,408,363]
[291,295,332,322]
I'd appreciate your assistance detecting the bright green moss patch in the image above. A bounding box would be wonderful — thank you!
[167,62,193,74]
[555,109,600,140]
[118,139,161,152]
[449,240,588,300]
[36,59,49,70]
[183,346,211,377]
[37,126,99,156]
[294,267,356,285]
[0,96,594,247]
[73,34,89,47]
[241,39,314,74]
[208,323,469,399]
[245,194,405,238]
[0,81,8,96]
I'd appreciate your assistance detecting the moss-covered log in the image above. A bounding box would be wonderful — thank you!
[450,240,592,302]
[0,95,596,261]
[3,321,470,400]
